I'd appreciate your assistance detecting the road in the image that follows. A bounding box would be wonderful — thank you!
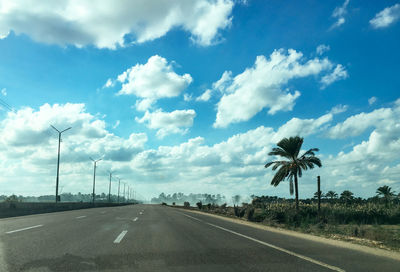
[0,204,399,271]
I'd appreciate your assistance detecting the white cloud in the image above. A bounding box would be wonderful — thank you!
[368,96,377,105]
[2,100,400,199]
[183,93,193,102]
[115,55,192,111]
[274,113,333,141]
[1,88,6,96]
[316,44,330,55]
[112,120,120,129]
[370,4,400,29]
[320,64,348,89]
[331,0,350,29]
[196,89,212,102]
[213,49,336,128]
[135,109,196,138]
[327,102,399,139]
[330,104,348,114]
[0,0,235,48]
[103,79,114,88]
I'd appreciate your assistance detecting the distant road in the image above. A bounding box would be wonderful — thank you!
[0,205,399,271]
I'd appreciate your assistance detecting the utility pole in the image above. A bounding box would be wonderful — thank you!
[127,185,130,202]
[123,183,126,203]
[117,178,121,203]
[108,171,114,203]
[90,157,102,204]
[317,176,321,214]
[51,125,71,203]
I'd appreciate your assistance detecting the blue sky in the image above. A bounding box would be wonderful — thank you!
[0,0,399,201]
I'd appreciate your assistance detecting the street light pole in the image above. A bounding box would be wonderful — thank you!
[90,157,102,204]
[51,125,71,203]
[108,171,114,203]
[123,183,126,203]
[117,178,121,203]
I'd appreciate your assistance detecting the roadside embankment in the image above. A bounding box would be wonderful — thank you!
[0,202,132,218]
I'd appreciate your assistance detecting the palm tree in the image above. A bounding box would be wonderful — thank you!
[265,136,322,211]
[376,185,395,207]
[340,190,354,204]
[325,190,338,200]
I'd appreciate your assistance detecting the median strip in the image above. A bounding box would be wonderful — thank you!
[6,225,43,234]
[113,230,128,244]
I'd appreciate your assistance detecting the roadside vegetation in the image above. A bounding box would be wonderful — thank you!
[175,136,400,251]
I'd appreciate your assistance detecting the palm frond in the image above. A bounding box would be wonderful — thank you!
[271,165,290,186]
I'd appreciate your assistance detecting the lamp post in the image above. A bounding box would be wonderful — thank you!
[90,157,102,204]
[108,171,114,203]
[117,178,122,203]
[51,125,71,203]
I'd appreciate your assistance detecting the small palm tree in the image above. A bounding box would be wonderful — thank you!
[325,190,338,200]
[340,190,354,204]
[265,136,322,211]
[376,185,395,207]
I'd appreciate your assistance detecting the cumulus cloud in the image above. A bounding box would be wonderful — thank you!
[135,109,196,138]
[213,49,336,128]
[0,0,235,48]
[331,0,350,29]
[316,44,330,55]
[330,104,348,114]
[112,55,192,111]
[370,4,400,29]
[327,101,399,139]
[320,64,348,89]
[196,89,212,102]
[2,100,400,199]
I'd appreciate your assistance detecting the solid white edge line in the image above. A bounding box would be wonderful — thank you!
[181,213,203,222]
[6,225,43,234]
[207,222,345,272]
[113,230,128,244]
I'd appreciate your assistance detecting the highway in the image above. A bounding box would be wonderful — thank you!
[0,204,399,271]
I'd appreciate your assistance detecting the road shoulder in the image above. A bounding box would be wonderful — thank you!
[176,207,400,261]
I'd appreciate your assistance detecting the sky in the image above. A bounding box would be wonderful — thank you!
[0,0,399,202]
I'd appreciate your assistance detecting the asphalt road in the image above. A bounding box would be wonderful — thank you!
[0,204,399,271]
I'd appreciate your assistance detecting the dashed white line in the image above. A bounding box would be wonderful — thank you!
[133,217,138,222]
[206,222,345,272]
[76,216,86,219]
[6,225,43,234]
[113,230,128,244]
[139,212,143,215]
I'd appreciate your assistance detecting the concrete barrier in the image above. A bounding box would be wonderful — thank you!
[0,202,133,218]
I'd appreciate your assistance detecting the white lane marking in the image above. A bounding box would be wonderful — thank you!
[181,213,203,222]
[133,217,138,222]
[113,230,128,244]
[76,216,86,219]
[207,222,345,272]
[6,225,43,234]
[100,211,107,214]
[139,212,143,215]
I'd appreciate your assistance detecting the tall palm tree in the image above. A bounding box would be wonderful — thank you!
[376,185,395,207]
[265,136,322,211]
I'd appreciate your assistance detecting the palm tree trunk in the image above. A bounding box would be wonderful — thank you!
[294,174,299,212]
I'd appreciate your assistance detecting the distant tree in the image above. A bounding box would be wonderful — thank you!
[376,185,396,207]
[313,191,324,199]
[265,136,322,211]
[232,195,241,206]
[325,190,338,200]
[340,190,354,204]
